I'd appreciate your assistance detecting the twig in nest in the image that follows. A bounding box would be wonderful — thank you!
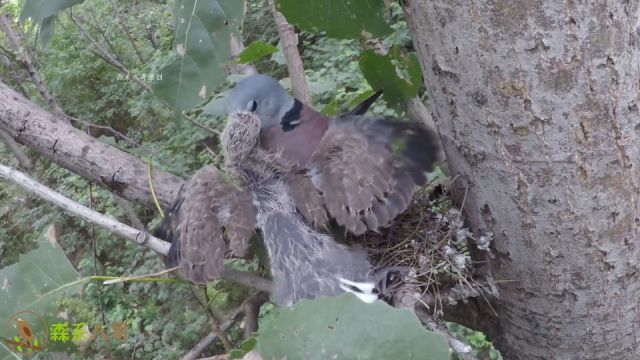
[355,180,495,317]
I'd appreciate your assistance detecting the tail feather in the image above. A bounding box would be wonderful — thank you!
[345,90,383,116]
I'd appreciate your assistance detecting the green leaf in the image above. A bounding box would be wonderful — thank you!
[229,349,245,359]
[20,0,86,47]
[0,228,83,359]
[20,0,85,24]
[38,16,55,49]
[359,49,422,107]
[153,0,245,112]
[256,294,450,360]
[275,0,392,39]
[235,41,278,64]
[241,337,257,352]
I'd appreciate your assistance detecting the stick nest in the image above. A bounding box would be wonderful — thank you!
[351,182,496,315]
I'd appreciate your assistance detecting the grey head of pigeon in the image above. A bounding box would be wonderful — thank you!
[226,74,295,131]
[227,74,327,169]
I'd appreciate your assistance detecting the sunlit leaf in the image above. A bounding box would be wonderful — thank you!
[275,0,391,39]
[235,41,278,64]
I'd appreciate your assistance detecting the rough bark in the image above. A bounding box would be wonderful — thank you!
[0,81,183,209]
[402,0,640,359]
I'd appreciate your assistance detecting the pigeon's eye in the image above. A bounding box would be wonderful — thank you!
[247,100,258,112]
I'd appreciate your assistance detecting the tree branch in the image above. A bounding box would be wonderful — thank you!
[0,13,66,117]
[107,0,146,65]
[0,128,32,171]
[112,194,145,230]
[0,162,170,254]
[267,0,310,104]
[180,295,257,360]
[0,80,183,208]
[0,162,272,292]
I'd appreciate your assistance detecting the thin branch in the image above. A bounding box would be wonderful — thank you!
[0,54,29,97]
[180,294,261,360]
[267,0,310,104]
[200,289,234,352]
[108,0,146,64]
[86,8,124,64]
[103,267,181,285]
[0,129,32,171]
[0,162,170,254]
[67,12,152,92]
[88,183,108,326]
[112,194,145,230]
[0,13,66,117]
[182,112,222,136]
[66,114,142,147]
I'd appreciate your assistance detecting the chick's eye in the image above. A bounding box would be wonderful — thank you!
[247,100,258,112]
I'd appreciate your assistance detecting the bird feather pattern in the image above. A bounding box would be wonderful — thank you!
[287,115,439,235]
[165,166,256,284]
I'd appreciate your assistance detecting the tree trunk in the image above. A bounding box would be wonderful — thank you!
[402,0,640,359]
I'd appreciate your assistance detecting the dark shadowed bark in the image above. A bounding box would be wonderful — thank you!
[402,0,640,358]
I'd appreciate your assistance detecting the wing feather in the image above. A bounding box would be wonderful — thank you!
[162,166,257,283]
[289,116,438,235]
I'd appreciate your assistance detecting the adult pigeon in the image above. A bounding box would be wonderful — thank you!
[226,74,439,234]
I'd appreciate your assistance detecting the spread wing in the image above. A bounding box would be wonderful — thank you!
[287,116,439,235]
[161,166,257,283]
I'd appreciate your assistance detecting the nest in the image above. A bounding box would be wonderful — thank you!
[352,183,496,315]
